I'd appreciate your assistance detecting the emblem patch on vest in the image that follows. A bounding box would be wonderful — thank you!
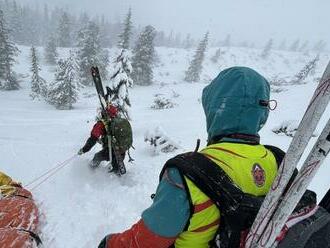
[252,163,265,187]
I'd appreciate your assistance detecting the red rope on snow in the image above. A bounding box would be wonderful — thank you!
[25,155,77,190]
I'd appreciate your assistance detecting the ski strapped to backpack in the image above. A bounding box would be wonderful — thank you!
[267,114,330,248]
[91,66,114,165]
[91,66,133,175]
[245,61,330,248]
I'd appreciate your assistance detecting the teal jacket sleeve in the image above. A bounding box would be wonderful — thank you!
[142,167,191,237]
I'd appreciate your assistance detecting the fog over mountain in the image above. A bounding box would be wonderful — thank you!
[16,0,329,47]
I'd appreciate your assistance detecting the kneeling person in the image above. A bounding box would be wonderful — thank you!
[78,104,131,175]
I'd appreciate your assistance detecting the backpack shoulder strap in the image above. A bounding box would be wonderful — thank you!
[264,145,300,192]
[264,145,285,167]
[160,152,242,213]
[320,188,330,212]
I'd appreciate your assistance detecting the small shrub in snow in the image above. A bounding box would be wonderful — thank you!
[272,120,299,137]
[272,120,317,137]
[151,95,177,109]
[270,86,287,93]
[268,75,289,86]
[171,90,180,98]
[144,127,179,154]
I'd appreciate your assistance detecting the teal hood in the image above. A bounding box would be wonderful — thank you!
[202,67,270,141]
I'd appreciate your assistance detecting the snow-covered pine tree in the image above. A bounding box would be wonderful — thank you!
[117,8,132,50]
[57,11,72,47]
[154,31,166,47]
[174,33,182,48]
[47,54,79,109]
[184,32,209,82]
[30,46,46,99]
[278,39,287,50]
[108,49,133,119]
[290,55,319,85]
[99,15,111,48]
[211,48,221,64]
[299,41,309,52]
[183,34,194,49]
[41,4,50,45]
[313,40,327,53]
[76,21,109,86]
[44,36,58,65]
[131,25,156,86]
[0,9,19,90]
[260,38,273,59]
[289,39,300,52]
[223,34,231,47]
[239,41,249,48]
[8,0,24,45]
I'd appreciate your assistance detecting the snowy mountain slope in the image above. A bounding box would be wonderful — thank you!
[0,45,329,247]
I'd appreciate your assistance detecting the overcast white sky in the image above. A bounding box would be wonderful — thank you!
[19,0,330,47]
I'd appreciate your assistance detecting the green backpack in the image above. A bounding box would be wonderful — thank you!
[109,117,133,152]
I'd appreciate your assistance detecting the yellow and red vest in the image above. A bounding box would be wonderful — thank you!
[175,142,278,248]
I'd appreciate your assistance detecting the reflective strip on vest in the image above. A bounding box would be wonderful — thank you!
[174,143,277,248]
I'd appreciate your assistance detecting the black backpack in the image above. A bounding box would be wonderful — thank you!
[160,146,328,248]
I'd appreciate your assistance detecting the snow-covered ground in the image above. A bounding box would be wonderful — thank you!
[1,46,330,247]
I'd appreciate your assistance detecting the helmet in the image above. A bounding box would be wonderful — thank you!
[106,104,118,118]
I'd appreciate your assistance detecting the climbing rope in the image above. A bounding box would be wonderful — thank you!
[25,154,77,191]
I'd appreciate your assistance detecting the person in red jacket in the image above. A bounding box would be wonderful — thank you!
[78,104,125,173]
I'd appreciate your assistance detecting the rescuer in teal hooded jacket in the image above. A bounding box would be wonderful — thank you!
[98,67,276,248]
